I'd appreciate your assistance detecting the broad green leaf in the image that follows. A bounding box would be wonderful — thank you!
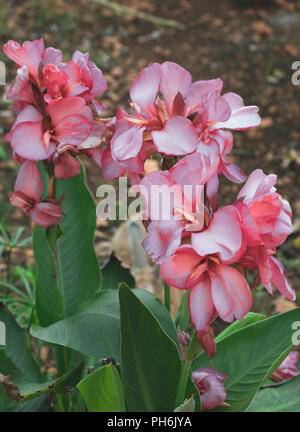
[192,308,300,412]
[119,284,182,412]
[77,364,125,412]
[247,375,300,412]
[34,167,100,327]
[0,395,46,412]
[101,255,135,290]
[215,312,265,343]
[0,307,83,404]
[31,289,177,361]
[0,355,83,402]
[0,307,42,387]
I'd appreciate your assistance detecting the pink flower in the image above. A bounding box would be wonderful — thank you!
[236,169,292,249]
[138,152,217,263]
[43,51,107,113]
[7,97,93,161]
[270,351,299,382]
[160,206,251,330]
[192,367,228,410]
[10,161,63,227]
[111,61,260,168]
[3,38,62,86]
[235,169,295,300]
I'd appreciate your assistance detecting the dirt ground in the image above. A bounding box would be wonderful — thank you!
[0,0,299,315]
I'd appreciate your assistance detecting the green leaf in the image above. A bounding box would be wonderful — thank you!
[192,308,300,412]
[77,364,125,412]
[119,284,182,412]
[0,307,83,404]
[34,167,100,327]
[0,307,42,387]
[101,255,135,290]
[0,355,83,403]
[247,375,300,412]
[215,312,265,343]
[31,289,177,361]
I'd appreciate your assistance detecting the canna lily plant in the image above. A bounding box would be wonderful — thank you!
[0,38,299,413]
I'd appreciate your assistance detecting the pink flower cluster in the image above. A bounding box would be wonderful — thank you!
[4,38,107,227]
[5,41,295,345]
[123,63,294,333]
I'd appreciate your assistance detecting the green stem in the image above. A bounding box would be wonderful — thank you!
[164,282,170,312]
[186,330,199,361]
[175,361,191,407]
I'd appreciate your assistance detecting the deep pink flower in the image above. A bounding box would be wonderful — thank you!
[111,61,260,169]
[7,97,93,161]
[236,169,292,249]
[3,38,62,86]
[270,351,299,382]
[235,169,295,300]
[43,51,107,113]
[160,207,251,330]
[10,161,63,227]
[138,152,217,263]
[192,367,228,410]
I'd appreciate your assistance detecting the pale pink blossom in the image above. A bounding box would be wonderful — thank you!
[7,97,93,161]
[138,152,217,263]
[43,51,107,113]
[10,160,63,227]
[3,38,62,86]
[235,169,295,300]
[192,367,228,410]
[111,61,260,171]
[160,207,251,330]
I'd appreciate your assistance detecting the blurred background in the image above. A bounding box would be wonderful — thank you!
[0,0,299,325]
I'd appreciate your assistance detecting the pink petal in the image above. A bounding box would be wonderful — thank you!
[185,78,223,114]
[111,123,145,161]
[30,202,63,227]
[237,169,277,204]
[160,245,203,290]
[43,47,63,66]
[142,220,184,264]
[169,152,217,193]
[139,170,182,220]
[3,39,44,82]
[160,62,192,113]
[54,153,81,179]
[220,160,246,183]
[55,114,92,146]
[215,93,261,130]
[192,206,246,264]
[46,96,92,126]
[189,276,215,331]
[14,160,43,201]
[129,63,161,115]
[152,116,198,155]
[202,93,231,124]
[11,121,55,160]
[211,263,252,321]
[101,147,125,181]
[192,369,227,410]
[269,256,296,301]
